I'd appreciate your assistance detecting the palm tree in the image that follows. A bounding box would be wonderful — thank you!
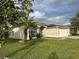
[14,0,34,41]
[21,17,37,40]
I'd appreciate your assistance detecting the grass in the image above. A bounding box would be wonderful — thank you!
[0,38,79,59]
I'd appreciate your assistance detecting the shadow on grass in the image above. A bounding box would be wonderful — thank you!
[0,38,19,44]
[19,45,35,59]
[0,38,20,47]
[6,39,46,58]
[48,52,59,59]
[6,38,20,43]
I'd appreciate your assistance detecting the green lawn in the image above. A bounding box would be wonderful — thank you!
[0,38,79,59]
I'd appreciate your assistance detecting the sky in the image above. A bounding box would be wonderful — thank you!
[29,0,79,25]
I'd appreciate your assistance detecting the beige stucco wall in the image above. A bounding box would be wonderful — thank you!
[58,29,70,37]
[9,26,25,39]
[42,28,70,37]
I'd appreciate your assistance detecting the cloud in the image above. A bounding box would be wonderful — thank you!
[32,0,79,24]
[48,16,65,21]
[63,22,70,25]
[46,16,65,24]
[55,16,65,19]
[29,11,45,18]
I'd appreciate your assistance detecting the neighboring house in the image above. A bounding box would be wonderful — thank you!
[42,24,70,37]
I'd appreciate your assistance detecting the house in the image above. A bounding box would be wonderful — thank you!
[9,25,38,40]
[9,26,25,40]
[42,24,70,37]
[9,22,46,40]
[9,23,70,40]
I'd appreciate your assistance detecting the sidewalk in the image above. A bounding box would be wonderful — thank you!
[42,36,79,40]
[68,36,79,39]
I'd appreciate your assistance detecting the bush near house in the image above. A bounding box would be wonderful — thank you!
[36,33,42,38]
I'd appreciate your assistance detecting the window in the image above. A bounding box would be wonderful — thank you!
[10,31,14,36]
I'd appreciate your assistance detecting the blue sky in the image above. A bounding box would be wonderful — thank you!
[29,0,79,25]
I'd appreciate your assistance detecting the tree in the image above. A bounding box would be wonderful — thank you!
[17,0,36,40]
[0,0,20,40]
[70,12,79,35]
[21,0,33,17]
[21,17,37,40]
[15,0,33,18]
[0,0,34,41]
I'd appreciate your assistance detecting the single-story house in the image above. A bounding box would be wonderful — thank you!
[9,22,44,40]
[42,24,70,37]
[9,24,70,40]
[9,25,38,40]
[9,26,26,40]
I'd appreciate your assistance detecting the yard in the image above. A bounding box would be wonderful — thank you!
[0,38,79,59]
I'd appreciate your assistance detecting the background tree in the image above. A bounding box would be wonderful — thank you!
[70,12,79,35]
[21,0,33,17]
[14,0,33,18]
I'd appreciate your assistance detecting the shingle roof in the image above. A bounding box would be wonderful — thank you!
[46,24,70,29]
